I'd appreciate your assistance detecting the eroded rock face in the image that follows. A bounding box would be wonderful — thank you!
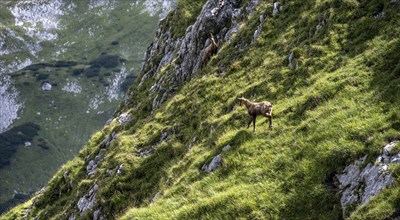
[337,141,399,216]
[114,112,131,126]
[77,183,99,214]
[86,149,106,176]
[124,0,262,112]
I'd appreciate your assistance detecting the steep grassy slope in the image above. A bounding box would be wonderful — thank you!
[3,0,400,219]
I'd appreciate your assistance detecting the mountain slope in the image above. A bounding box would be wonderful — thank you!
[3,0,400,219]
[0,0,175,214]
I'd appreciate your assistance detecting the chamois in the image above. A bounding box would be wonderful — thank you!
[238,97,273,132]
[201,33,218,67]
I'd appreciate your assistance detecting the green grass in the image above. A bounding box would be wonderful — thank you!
[3,0,400,219]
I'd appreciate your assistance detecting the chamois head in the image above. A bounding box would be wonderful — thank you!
[210,33,217,46]
[238,97,247,105]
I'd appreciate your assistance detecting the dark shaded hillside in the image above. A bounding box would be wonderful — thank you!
[2,0,400,219]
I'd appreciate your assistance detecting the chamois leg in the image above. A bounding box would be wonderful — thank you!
[247,116,253,129]
[253,116,256,132]
[268,115,273,129]
[264,112,273,129]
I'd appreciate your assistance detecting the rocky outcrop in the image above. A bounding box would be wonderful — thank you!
[202,144,232,172]
[125,0,262,111]
[114,112,132,126]
[84,132,116,178]
[77,183,99,215]
[337,141,399,216]
[272,2,282,15]
[202,154,222,172]
[41,82,52,91]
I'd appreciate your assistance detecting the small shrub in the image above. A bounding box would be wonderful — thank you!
[0,122,41,169]
[120,75,136,93]
[54,61,77,68]
[90,54,120,69]
[72,68,84,76]
[36,73,49,81]
[23,63,52,71]
[84,65,101,78]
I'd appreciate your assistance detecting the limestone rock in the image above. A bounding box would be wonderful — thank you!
[150,191,161,203]
[252,25,262,44]
[86,149,106,176]
[272,2,282,15]
[114,113,131,126]
[77,183,99,215]
[222,144,231,151]
[337,141,399,216]
[137,146,157,158]
[124,0,262,112]
[288,52,294,68]
[41,82,52,91]
[116,164,123,176]
[93,208,105,220]
[202,154,222,173]
[77,183,98,214]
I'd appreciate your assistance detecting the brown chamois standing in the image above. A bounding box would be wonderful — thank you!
[201,33,218,67]
[238,97,273,132]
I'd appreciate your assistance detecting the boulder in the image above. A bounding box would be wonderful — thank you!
[202,154,222,173]
[337,141,399,216]
[41,82,52,91]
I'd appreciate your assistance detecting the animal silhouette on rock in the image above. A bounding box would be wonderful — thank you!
[238,97,273,132]
[201,33,218,67]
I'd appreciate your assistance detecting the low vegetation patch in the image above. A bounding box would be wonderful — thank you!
[0,123,40,169]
